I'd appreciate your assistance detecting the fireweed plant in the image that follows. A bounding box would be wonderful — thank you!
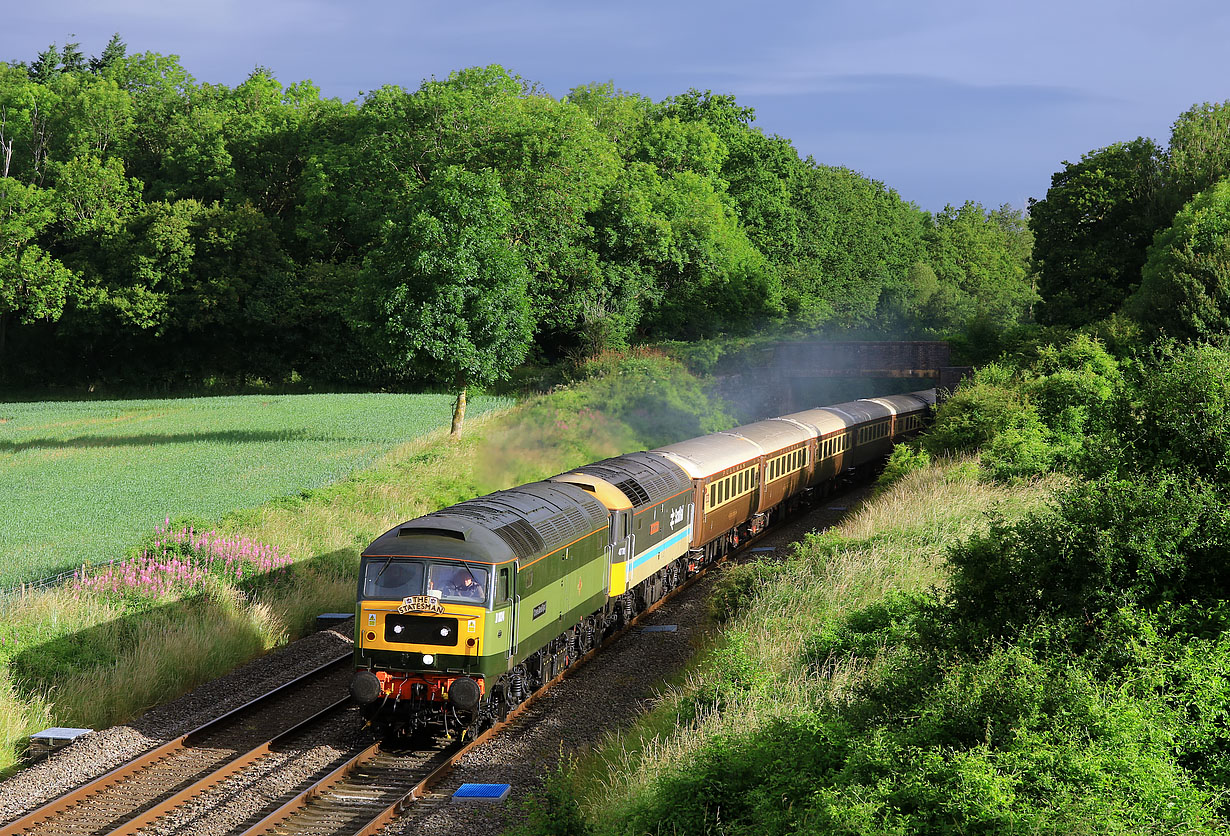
[72,517,292,597]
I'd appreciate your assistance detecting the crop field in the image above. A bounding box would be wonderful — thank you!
[0,393,511,588]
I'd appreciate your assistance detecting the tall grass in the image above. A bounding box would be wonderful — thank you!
[576,459,1058,818]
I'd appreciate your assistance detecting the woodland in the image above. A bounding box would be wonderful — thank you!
[1,36,1036,404]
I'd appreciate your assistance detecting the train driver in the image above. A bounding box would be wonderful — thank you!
[444,567,487,602]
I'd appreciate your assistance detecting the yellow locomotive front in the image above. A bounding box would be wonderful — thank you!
[350,552,511,734]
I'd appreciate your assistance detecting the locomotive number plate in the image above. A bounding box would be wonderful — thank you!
[398,595,444,614]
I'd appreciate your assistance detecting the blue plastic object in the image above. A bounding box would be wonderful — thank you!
[453,783,512,801]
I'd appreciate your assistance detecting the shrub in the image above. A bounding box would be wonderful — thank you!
[1105,341,1230,482]
[709,562,772,624]
[608,637,1227,836]
[923,365,1026,455]
[979,414,1057,482]
[946,475,1230,641]
[1025,335,1119,430]
[875,444,931,492]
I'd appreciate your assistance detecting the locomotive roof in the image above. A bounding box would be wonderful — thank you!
[363,480,608,564]
[551,451,691,510]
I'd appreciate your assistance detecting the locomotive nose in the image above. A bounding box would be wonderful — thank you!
[349,670,382,705]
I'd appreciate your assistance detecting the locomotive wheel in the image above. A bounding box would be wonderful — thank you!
[490,680,511,723]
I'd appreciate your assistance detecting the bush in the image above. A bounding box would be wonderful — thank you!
[1025,334,1119,430]
[1104,341,1230,482]
[978,418,1057,482]
[609,629,1227,836]
[946,475,1230,641]
[875,444,931,492]
[709,562,772,624]
[923,365,1026,455]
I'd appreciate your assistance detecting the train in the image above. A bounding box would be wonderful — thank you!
[347,389,936,736]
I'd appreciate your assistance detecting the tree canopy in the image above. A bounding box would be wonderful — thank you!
[1127,179,1230,341]
[0,40,1038,390]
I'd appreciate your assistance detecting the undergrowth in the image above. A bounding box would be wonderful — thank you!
[523,337,1230,835]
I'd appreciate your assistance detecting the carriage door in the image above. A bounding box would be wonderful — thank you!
[612,509,634,588]
[508,562,520,658]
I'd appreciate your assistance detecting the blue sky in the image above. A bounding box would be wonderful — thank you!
[5,0,1230,212]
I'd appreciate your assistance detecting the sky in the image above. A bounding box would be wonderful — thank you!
[5,0,1230,212]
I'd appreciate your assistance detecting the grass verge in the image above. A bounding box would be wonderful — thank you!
[537,458,1058,833]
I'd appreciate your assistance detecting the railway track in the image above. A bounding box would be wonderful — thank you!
[0,655,355,836]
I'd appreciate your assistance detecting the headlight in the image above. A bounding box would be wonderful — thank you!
[422,654,434,665]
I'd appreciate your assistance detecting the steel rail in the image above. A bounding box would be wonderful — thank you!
[0,652,353,836]
[101,693,352,836]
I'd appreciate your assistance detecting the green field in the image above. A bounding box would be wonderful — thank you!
[0,393,511,588]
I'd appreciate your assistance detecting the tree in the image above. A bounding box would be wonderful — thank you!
[662,90,807,266]
[1168,101,1230,208]
[361,166,532,436]
[0,178,76,369]
[59,41,86,75]
[785,163,926,330]
[925,201,1036,330]
[1127,179,1230,341]
[396,66,619,345]
[89,34,127,75]
[591,158,782,340]
[28,45,62,84]
[1029,138,1165,327]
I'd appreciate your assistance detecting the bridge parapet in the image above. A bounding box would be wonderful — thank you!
[714,340,970,419]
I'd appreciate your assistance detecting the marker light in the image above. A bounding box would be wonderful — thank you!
[422,654,435,665]
[440,627,450,637]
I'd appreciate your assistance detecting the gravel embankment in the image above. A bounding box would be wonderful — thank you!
[0,621,355,825]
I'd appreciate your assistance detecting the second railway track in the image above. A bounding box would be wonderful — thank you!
[1,655,355,836]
